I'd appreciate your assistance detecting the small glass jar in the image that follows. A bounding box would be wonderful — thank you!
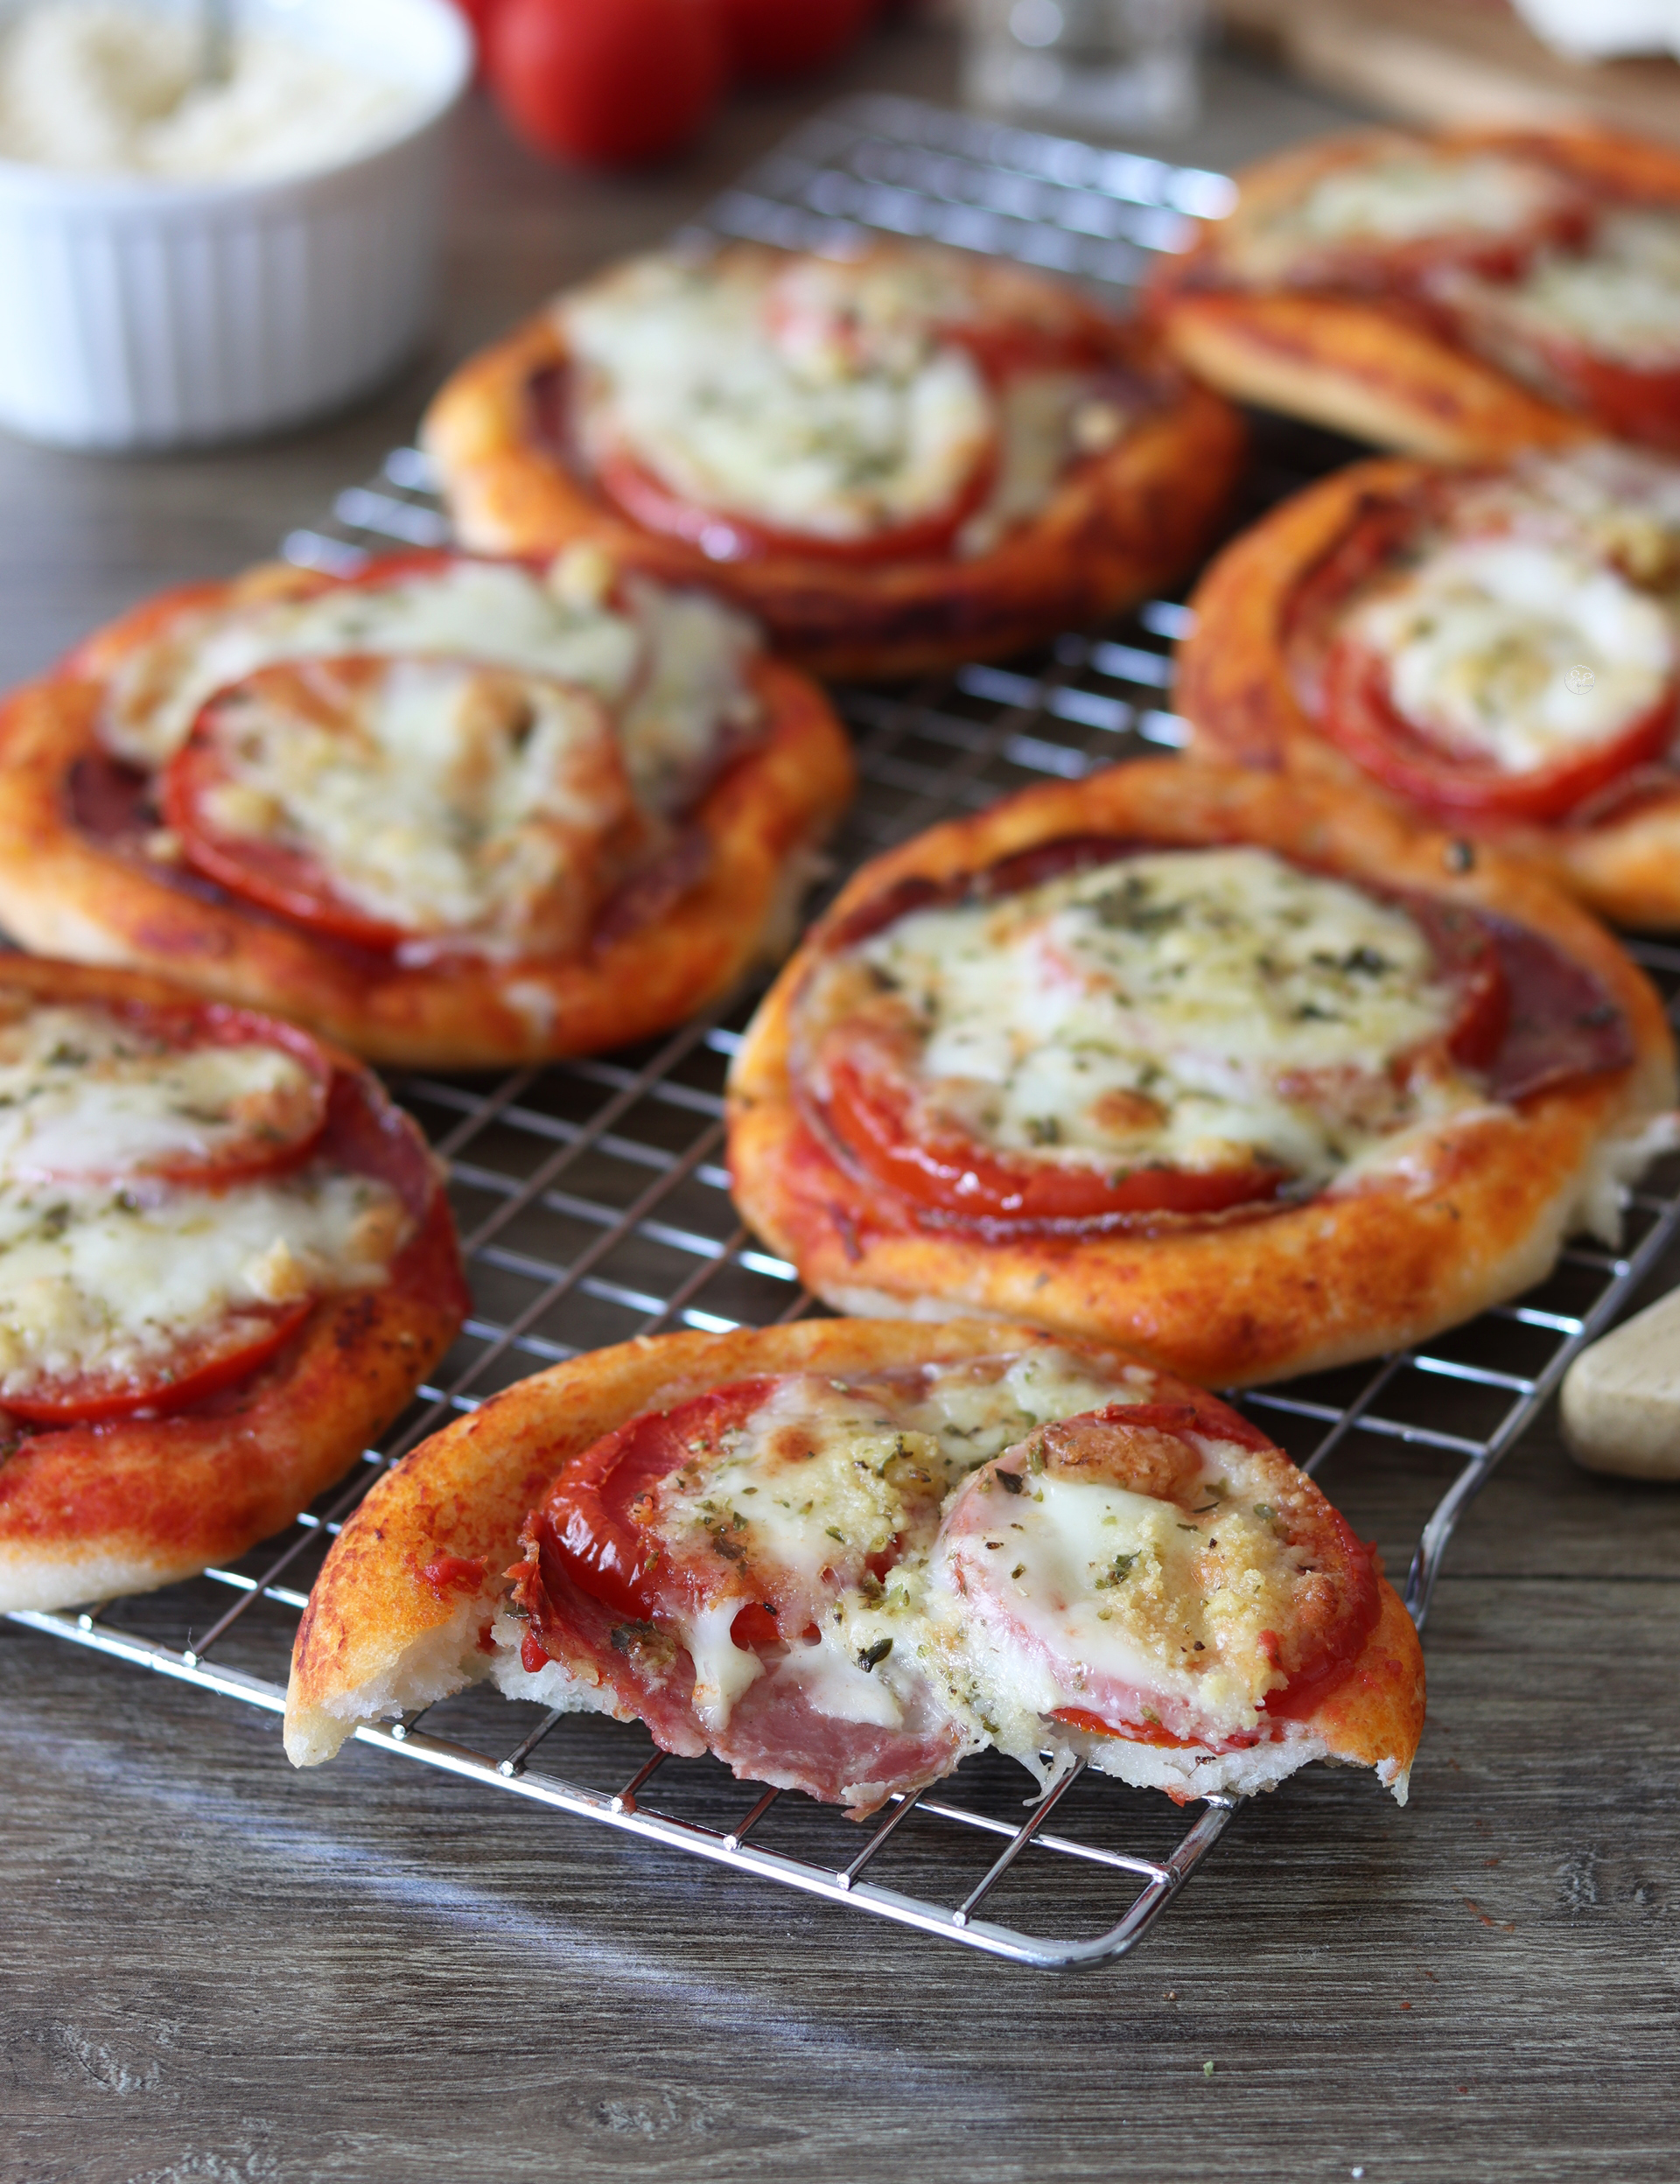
[962,0,1207,138]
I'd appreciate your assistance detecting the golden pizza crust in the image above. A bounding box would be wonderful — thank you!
[420,247,1247,681]
[1175,454,1680,928]
[0,957,468,1614]
[1159,290,1586,462]
[284,1316,1424,1798]
[0,566,855,1068]
[1150,126,1680,459]
[725,761,1675,1389]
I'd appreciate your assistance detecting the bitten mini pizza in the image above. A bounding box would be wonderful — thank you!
[421,241,1246,678]
[1176,444,1680,929]
[725,761,1675,1389]
[0,958,466,1614]
[1150,127,1680,458]
[0,548,852,1067]
[284,1320,1424,1812]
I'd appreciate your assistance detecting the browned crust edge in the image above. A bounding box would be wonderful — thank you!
[284,1315,1424,1790]
[1158,291,1586,462]
[1174,454,1680,928]
[419,274,1248,681]
[0,956,468,1612]
[724,760,1675,1390]
[0,581,856,1068]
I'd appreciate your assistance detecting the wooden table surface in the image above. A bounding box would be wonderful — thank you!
[4,24,1678,2184]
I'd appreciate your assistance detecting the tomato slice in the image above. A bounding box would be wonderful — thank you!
[163,660,421,952]
[1050,1704,1261,1752]
[542,1378,779,1626]
[1527,343,1680,455]
[1300,206,1592,293]
[804,842,1510,1236]
[1284,490,1435,661]
[593,438,1000,567]
[3,1298,312,1425]
[0,991,332,1190]
[818,1038,1290,1229]
[1320,637,1680,824]
[943,314,1110,382]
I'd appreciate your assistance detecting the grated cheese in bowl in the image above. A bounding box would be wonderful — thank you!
[0,1,417,183]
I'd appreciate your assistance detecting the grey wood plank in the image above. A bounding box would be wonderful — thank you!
[2,1569,1676,2184]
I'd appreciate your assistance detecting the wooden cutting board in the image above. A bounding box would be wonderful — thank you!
[1219,0,1680,145]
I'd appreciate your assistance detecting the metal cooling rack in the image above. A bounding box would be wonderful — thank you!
[10,94,1680,1971]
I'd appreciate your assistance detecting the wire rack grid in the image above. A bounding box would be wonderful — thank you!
[10,95,1680,1973]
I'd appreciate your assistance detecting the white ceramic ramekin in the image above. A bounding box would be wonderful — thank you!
[0,0,471,449]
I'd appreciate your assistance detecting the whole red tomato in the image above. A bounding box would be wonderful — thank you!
[447,0,503,75]
[718,0,875,80]
[449,0,502,38]
[487,0,727,168]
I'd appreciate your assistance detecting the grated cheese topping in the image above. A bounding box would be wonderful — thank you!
[924,1433,1321,1754]
[1450,210,1680,373]
[1348,535,1676,772]
[806,845,1474,1195]
[1231,148,1571,283]
[102,557,760,818]
[0,1167,402,1406]
[640,1348,1151,1736]
[562,248,1116,552]
[0,996,408,1408]
[193,656,637,953]
[0,1003,316,1181]
[620,1348,1334,1769]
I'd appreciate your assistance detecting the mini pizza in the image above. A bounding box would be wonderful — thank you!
[0,957,466,1614]
[1176,443,1680,929]
[420,241,1247,679]
[0,547,853,1068]
[1150,127,1680,459]
[284,1320,1424,1813]
[725,760,1676,1390]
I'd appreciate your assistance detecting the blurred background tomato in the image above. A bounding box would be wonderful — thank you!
[718,0,878,82]
[486,0,729,166]
[457,0,892,170]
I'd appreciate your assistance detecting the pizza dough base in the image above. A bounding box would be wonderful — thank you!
[284,1317,1424,1804]
[724,761,1676,1389]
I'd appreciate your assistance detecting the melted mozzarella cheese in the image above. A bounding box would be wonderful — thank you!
[0,1005,314,1180]
[923,1438,1320,1753]
[1463,443,1680,591]
[682,1596,767,1736]
[1351,536,1676,771]
[0,1166,404,1404]
[615,574,760,814]
[563,250,1002,543]
[198,658,634,949]
[1465,210,1680,370]
[103,557,759,817]
[1237,150,1566,282]
[616,1348,1352,1778]
[647,1348,1149,1734]
[657,1373,915,1596]
[844,846,1467,1193]
[892,1348,1153,1472]
[956,371,1110,559]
